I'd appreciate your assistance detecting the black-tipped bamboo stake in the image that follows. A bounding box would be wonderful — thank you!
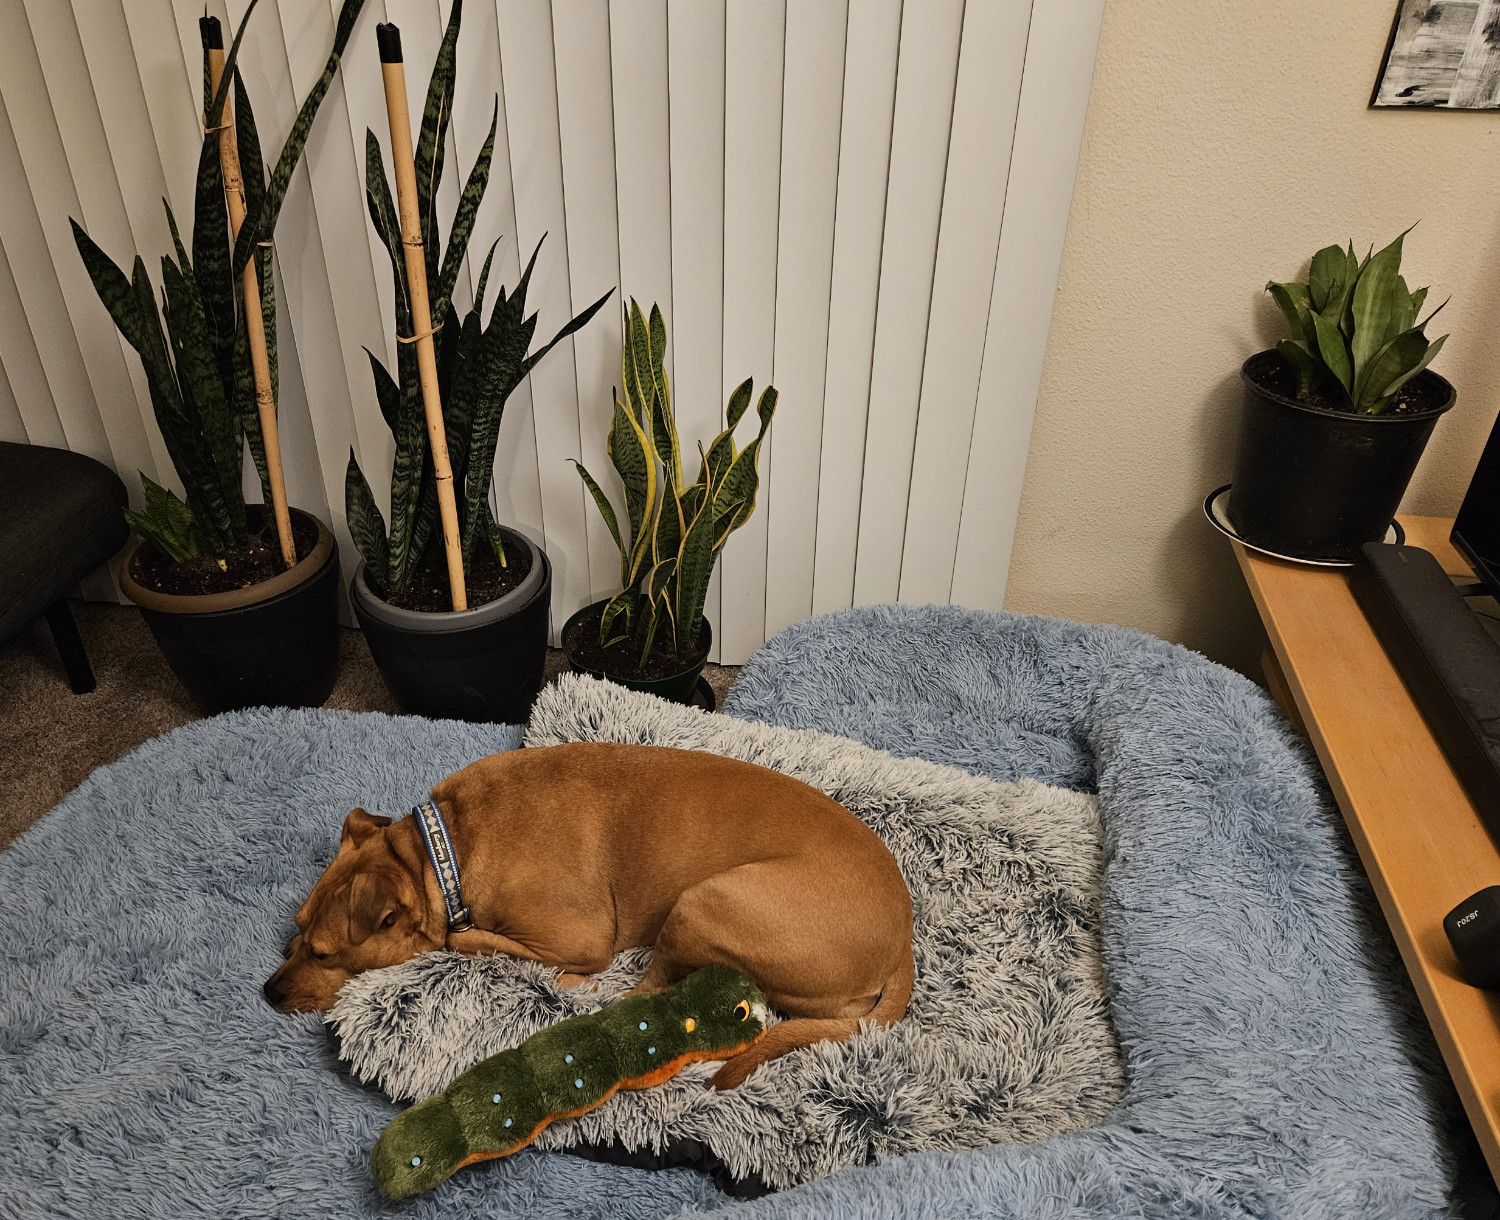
[202,17,297,570]
[377,22,466,611]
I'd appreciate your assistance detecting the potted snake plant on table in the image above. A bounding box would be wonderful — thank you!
[1229,229,1455,562]
[70,0,365,712]
[344,1,611,723]
[565,300,778,708]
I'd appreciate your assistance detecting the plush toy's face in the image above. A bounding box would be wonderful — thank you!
[262,808,439,1012]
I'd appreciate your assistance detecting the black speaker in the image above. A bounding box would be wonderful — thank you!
[1444,886,1500,991]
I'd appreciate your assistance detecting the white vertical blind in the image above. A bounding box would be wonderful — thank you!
[0,0,1104,663]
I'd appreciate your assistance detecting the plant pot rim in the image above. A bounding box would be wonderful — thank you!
[1241,349,1456,424]
[351,528,547,634]
[562,597,711,684]
[119,507,334,615]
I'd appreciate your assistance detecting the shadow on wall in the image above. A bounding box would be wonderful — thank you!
[1154,368,1266,679]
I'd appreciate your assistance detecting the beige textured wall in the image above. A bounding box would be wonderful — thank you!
[1005,0,1500,677]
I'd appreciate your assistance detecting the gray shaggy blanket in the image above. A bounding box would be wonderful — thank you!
[327,673,1124,1189]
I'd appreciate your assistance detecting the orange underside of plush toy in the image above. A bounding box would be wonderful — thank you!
[372,966,772,1199]
[454,1033,766,1171]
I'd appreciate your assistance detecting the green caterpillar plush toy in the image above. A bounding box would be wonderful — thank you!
[372,965,768,1198]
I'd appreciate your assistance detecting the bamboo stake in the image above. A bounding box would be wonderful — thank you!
[377,23,467,612]
[202,17,297,570]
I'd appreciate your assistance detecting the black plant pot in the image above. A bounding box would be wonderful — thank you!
[1228,350,1456,562]
[351,529,551,724]
[561,599,714,709]
[120,509,342,714]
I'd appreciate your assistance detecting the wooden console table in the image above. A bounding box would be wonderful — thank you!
[1232,515,1500,1183]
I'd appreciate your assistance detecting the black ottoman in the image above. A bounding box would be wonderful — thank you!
[0,443,128,693]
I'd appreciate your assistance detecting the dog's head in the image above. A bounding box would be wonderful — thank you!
[262,808,440,1012]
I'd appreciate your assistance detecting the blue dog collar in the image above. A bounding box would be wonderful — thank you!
[412,800,472,932]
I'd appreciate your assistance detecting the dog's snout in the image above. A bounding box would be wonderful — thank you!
[262,974,286,1008]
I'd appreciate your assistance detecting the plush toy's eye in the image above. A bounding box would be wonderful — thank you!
[684,1017,697,1033]
[734,1000,750,1021]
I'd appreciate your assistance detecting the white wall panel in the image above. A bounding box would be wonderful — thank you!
[458,0,544,546]
[665,0,726,654]
[553,0,624,603]
[899,0,1032,605]
[0,0,162,491]
[0,0,1100,664]
[850,0,965,607]
[497,0,591,633]
[0,227,67,451]
[717,0,784,664]
[951,0,1106,609]
[609,0,673,384]
[763,0,846,639]
[0,356,25,445]
[810,0,902,616]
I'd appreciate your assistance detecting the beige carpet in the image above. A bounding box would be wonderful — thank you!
[0,601,737,852]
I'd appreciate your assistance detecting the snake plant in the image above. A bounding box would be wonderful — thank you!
[344,0,612,599]
[573,299,777,664]
[1266,229,1448,414]
[71,0,365,563]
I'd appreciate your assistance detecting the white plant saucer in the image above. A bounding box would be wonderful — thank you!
[1202,484,1404,568]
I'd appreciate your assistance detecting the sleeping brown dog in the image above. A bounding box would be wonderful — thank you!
[263,741,913,1088]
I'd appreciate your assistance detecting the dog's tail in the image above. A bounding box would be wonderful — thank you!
[708,947,915,1090]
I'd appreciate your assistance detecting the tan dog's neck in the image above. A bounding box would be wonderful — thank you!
[387,812,452,947]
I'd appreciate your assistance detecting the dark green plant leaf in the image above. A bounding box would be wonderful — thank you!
[573,460,626,562]
[653,482,683,571]
[673,491,716,653]
[519,285,614,379]
[346,448,391,584]
[710,385,777,539]
[234,305,271,506]
[1310,309,1352,396]
[161,255,243,543]
[126,473,209,563]
[366,349,401,434]
[191,121,236,397]
[1359,331,1446,413]
[725,377,754,431]
[1307,245,1347,314]
[71,221,151,354]
[386,343,428,590]
[414,0,462,292]
[436,101,496,311]
[232,0,367,274]
[1265,281,1316,350]
[1350,227,1413,380]
[607,390,656,582]
[1275,339,1320,397]
[234,71,266,240]
[365,129,411,333]
[599,588,635,647]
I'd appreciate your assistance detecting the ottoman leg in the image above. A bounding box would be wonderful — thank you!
[42,598,97,694]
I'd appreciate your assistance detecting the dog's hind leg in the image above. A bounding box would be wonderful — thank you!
[628,858,913,1084]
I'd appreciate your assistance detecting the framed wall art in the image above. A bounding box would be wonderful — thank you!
[1372,0,1500,108]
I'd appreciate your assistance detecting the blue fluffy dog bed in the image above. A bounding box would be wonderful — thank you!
[0,606,1476,1217]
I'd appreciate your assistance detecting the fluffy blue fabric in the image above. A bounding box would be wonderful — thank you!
[0,605,1474,1217]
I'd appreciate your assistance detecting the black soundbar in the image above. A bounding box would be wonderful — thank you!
[1350,543,1500,832]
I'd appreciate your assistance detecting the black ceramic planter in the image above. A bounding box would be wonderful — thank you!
[120,509,341,713]
[1228,350,1456,562]
[351,529,551,724]
[561,599,714,709]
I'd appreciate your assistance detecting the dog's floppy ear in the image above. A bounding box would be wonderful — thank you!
[340,807,392,853]
[348,871,403,945]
